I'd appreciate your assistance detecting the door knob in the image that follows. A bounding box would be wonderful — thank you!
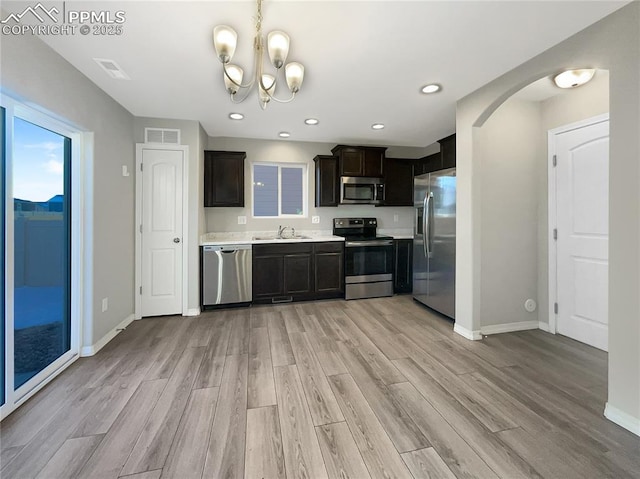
[173,238,181,243]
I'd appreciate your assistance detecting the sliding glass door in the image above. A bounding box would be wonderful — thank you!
[1,107,6,408]
[12,118,72,388]
[1,98,80,418]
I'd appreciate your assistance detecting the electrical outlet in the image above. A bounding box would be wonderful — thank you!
[101,297,108,312]
[312,216,320,224]
[237,216,247,225]
[393,214,399,223]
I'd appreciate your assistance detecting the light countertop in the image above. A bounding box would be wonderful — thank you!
[200,229,415,245]
[379,228,414,240]
[200,231,344,246]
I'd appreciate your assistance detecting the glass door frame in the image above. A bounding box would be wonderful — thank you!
[1,95,84,419]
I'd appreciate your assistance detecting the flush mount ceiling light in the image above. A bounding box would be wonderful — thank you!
[371,123,385,130]
[304,118,319,125]
[229,112,244,120]
[421,83,441,94]
[553,69,596,89]
[213,0,305,110]
[278,131,291,138]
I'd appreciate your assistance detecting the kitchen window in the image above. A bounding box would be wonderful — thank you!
[252,162,307,218]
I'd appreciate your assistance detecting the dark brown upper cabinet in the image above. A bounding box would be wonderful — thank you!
[414,152,441,176]
[204,150,246,207]
[439,134,456,169]
[313,155,339,207]
[331,145,387,177]
[413,133,456,176]
[383,158,414,206]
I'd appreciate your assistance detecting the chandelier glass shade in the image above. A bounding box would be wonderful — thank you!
[213,0,305,109]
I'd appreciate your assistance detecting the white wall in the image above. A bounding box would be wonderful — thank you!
[205,137,432,233]
[1,31,135,348]
[477,99,542,328]
[133,117,203,313]
[198,123,208,240]
[456,3,639,431]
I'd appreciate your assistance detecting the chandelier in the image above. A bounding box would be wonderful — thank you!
[212,0,305,110]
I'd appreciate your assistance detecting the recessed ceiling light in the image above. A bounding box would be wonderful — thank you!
[229,113,244,120]
[304,118,319,125]
[278,131,291,138]
[371,123,385,130]
[553,69,596,89]
[421,83,441,94]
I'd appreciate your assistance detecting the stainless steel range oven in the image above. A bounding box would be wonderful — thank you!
[333,218,394,300]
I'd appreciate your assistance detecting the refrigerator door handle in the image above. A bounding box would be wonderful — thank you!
[428,191,435,255]
[424,193,430,257]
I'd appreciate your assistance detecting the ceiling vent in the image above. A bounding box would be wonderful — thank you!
[93,58,130,80]
[144,128,181,145]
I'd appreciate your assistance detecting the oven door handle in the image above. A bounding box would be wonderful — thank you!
[345,240,394,247]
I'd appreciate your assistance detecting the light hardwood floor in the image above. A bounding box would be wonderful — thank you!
[1,296,639,479]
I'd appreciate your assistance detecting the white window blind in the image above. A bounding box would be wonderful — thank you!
[252,163,307,217]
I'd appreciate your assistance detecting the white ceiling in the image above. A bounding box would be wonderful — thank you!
[7,1,628,147]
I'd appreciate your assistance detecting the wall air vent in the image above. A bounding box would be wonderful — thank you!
[93,58,130,80]
[144,128,181,145]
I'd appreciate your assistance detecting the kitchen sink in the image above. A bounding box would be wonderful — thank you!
[252,235,310,241]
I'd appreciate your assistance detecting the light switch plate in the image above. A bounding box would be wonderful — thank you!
[238,216,247,225]
[101,297,108,312]
[393,214,399,223]
[312,216,320,224]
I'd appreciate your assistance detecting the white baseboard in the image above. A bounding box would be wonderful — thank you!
[538,321,551,333]
[453,323,482,341]
[80,314,135,357]
[604,402,640,437]
[185,307,201,317]
[480,320,539,336]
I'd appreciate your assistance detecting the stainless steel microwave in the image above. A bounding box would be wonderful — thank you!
[340,176,385,205]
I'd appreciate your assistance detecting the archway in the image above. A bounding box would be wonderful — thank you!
[453,2,639,436]
[471,69,609,337]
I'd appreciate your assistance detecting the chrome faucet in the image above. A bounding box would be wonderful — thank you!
[277,225,289,239]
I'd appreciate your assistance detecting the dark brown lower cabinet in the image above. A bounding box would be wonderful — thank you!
[394,239,413,294]
[314,243,344,293]
[253,241,344,304]
[253,255,285,298]
[284,254,313,295]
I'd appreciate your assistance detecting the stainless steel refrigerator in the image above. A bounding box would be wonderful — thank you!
[413,168,456,319]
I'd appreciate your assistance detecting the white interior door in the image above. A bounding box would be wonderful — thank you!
[141,148,183,317]
[555,119,609,351]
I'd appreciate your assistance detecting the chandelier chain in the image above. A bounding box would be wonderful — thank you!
[255,0,263,34]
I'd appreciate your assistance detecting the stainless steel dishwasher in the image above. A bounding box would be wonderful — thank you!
[202,244,252,306]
